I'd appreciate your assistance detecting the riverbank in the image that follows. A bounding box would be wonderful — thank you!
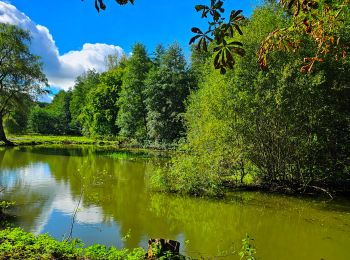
[0,227,254,260]
[1,146,349,259]
[2,136,346,198]
[0,228,146,259]
[1,135,174,154]
[3,135,120,147]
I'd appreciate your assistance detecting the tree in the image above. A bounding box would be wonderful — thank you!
[145,43,195,145]
[117,43,152,142]
[81,64,126,137]
[258,0,350,72]
[48,90,73,134]
[28,106,61,135]
[28,90,73,135]
[159,2,350,195]
[4,100,32,134]
[105,52,126,71]
[69,70,100,135]
[0,23,47,145]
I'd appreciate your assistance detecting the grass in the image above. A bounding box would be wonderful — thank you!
[5,134,122,147]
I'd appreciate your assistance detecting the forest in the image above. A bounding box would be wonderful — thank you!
[6,43,195,148]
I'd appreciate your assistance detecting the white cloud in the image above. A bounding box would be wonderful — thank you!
[0,1,125,90]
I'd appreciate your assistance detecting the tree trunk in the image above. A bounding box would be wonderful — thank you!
[0,115,14,146]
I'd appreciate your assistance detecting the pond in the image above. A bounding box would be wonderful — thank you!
[0,146,350,259]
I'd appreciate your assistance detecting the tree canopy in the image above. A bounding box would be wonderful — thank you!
[152,2,350,196]
[0,23,47,145]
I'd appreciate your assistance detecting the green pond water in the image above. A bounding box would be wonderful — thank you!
[0,146,350,259]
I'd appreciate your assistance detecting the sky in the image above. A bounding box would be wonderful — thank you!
[0,0,257,97]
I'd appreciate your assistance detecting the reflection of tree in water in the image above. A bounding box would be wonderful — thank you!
[0,147,179,248]
[0,149,59,232]
[6,188,52,233]
[1,147,350,260]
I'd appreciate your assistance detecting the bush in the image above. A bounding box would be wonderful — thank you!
[151,152,224,197]
[28,106,63,135]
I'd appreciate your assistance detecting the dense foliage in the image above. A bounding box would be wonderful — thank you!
[0,228,145,259]
[5,1,350,196]
[28,91,73,135]
[144,43,195,145]
[153,3,350,196]
[0,23,47,145]
[19,43,194,147]
[117,43,152,142]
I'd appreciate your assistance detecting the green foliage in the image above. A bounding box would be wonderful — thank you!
[190,1,245,74]
[0,201,15,212]
[152,153,224,197]
[22,42,192,147]
[4,107,31,135]
[239,235,256,260]
[0,228,145,260]
[157,2,350,196]
[0,23,47,144]
[5,135,122,146]
[28,106,61,135]
[70,70,101,134]
[117,43,152,142]
[28,90,73,135]
[81,66,126,137]
[145,43,195,145]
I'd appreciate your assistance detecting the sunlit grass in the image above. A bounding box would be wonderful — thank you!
[6,134,120,146]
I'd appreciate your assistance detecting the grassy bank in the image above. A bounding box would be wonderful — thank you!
[0,228,146,260]
[0,228,256,260]
[5,135,120,147]
[3,135,175,152]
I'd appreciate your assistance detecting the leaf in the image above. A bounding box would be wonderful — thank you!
[220,67,226,74]
[191,27,203,34]
[202,37,208,52]
[195,5,206,12]
[95,0,100,12]
[214,56,221,69]
[231,47,245,56]
[202,10,209,18]
[231,9,243,20]
[214,1,224,9]
[189,35,201,45]
[234,24,243,35]
[227,41,243,47]
[213,45,222,52]
[98,0,106,10]
[288,0,295,9]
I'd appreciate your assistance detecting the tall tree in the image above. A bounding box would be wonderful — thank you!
[145,43,195,144]
[117,43,152,141]
[0,23,47,145]
[69,70,100,135]
[81,63,126,137]
[163,3,350,195]
[49,90,73,134]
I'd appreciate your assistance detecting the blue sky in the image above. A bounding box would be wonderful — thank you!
[0,0,257,94]
[11,0,255,54]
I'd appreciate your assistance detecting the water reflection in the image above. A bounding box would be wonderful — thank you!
[0,146,350,259]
